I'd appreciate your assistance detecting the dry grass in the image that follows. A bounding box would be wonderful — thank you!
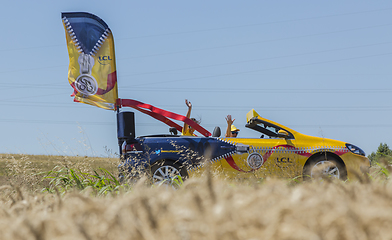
[0,154,391,239]
[0,154,119,190]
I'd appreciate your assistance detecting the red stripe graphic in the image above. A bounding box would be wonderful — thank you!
[96,71,117,95]
[224,155,256,173]
[224,145,346,172]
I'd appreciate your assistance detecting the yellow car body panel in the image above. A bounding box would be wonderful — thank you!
[191,109,370,180]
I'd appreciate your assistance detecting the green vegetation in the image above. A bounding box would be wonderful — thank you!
[41,166,128,196]
[0,153,119,192]
[368,143,392,164]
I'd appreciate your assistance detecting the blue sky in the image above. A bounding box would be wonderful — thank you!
[1,1,392,157]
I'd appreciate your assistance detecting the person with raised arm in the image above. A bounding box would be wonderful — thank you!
[182,99,199,136]
[225,114,240,137]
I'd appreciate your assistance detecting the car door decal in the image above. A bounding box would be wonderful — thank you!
[223,145,349,172]
[224,145,299,173]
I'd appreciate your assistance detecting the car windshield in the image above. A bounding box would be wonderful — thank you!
[245,117,294,139]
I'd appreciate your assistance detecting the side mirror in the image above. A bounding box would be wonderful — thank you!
[169,127,178,135]
[277,129,289,139]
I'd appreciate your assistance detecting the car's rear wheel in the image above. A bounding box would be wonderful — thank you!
[150,161,188,188]
[303,155,347,181]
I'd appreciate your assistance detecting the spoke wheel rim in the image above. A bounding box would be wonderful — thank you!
[152,165,181,186]
[311,160,340,179]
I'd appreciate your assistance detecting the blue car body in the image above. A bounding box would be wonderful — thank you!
[119,134,238,179]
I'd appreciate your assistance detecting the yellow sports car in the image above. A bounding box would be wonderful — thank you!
[120,109,370,182]
[196,109,370,180]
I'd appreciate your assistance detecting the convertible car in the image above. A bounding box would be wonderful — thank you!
[119,109,370,184]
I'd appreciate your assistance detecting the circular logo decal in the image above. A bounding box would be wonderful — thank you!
[247,152,264,169]
[75,74,98,96]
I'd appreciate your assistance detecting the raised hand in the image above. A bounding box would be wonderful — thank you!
[185,99,192,109]
[225,114,235,125]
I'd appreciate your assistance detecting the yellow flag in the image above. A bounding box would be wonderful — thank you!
[62,12,118,110]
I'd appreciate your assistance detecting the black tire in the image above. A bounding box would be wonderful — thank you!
[150,161,188,186]
[303,155,347,181]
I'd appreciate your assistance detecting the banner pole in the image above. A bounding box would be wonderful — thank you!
[116,104,122,158]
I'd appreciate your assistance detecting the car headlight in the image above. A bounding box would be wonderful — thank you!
[346,143,365,156]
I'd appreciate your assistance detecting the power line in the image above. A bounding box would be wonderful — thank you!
[1,102,392,112]
[0,119,114,125]
[1,85,392,93]
[3,7,392,53]
[124,23,392,60]
[0,93,64,102]
[119,41,392,77]
[0,65,65,74]
[0,118,391,129]
[129,52,392,87]
[121,87,392,94]
[119,7,392,40]
[1,24,392,76]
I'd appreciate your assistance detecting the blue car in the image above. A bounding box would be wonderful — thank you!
[118,128,239,184]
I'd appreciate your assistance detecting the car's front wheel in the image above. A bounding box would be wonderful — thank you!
[150,161,188,187]
[303,155,347,181]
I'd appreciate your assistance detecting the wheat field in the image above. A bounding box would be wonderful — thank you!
[0,154,391,240]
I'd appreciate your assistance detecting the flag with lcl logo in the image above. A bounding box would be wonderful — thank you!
[62,12,118,110]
